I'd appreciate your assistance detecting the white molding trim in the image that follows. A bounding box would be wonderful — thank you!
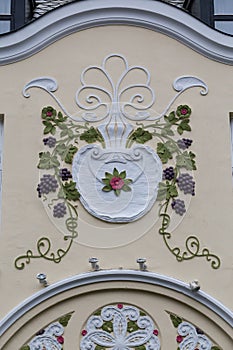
[0,270,232,337]
[0,0,233,65]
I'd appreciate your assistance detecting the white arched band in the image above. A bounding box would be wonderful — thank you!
[0,269,232,337]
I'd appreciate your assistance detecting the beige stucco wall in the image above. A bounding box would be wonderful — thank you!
[0,25,232,325]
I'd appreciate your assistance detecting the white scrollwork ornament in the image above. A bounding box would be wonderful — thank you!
[28,322,64,350]
[80,304,160,350]
[177,322,212,350]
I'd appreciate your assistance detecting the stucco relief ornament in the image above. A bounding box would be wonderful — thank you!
[80,304,160,350]
[22,54,206,223]
[168,312,222,350]
[20,313,72,350]
[17,54,221,268]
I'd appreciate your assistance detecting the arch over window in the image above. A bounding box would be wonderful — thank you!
[0,270,233,350]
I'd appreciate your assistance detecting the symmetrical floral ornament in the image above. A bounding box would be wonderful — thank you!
[80,304,160,350]
[20,313,72,350]
[168,312,222,350]
[15,54,221,268]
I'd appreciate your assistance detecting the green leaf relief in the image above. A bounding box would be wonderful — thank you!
[127,321,138,333]
[102,321,113,333]
[80,126,103,143]
[64,145,78,164]
[59,313,72,327]
[20,346,30,350]
[113,168,119,177]
[176,151,196,170]
[166,183,178,199]
[62,181,80,201]
[169,314,182,328]
[122,184,131,192]
[157,142,172,164]
[119,170,126,179]
[38,152,60,169]
[102,185,112,192]
[128,127,153,144]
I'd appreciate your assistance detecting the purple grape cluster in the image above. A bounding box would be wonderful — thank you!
[53,202,67,218]
[177,138,193,150]
[171,199,186,215]
[43,137,56,148]
[163,167,175,180]
[38,174,58,195]
[59,168,72,181]
[177,173,195,195]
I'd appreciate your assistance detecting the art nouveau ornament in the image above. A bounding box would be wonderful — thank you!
[23,54,208,223]
[29,322,64,350]
[177,322,212,350]
[80,304,160,350]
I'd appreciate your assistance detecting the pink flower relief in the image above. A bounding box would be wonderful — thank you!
[110,177,125,190]
[181,108,188,115]
[81,330,87,336]
[176,335,183,343]
[153,329,159,336]
[46,111,53,116]
[57,336,64,344]
[117,303,123,309]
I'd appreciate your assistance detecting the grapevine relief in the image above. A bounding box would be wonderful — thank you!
[14,54,221,268]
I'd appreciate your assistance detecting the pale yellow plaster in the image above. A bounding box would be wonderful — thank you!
[0,26,232,326]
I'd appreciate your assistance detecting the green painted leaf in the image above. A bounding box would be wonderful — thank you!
[80,127,103,143]
[176,151,196,170]
[51,126,56,135]
[20,346,30,350]
[135,346,146,350]
[157,142,172,164]
[113,168,119,177]
[124,179,132,185]
[179,120,191,132]
[156,182,167,201]
[177,125,184,135]
[211,346,221,350]
[102,185,112,192]
[93,309,101,316]
[102,321,113,333]
[64,145,78,164]
[119,170,126,179]
[128,127,153,144]
[59,314,72,327]
[122,184,131,192]
[38,152,60,169]
[127,321,138,333]
[167,184,178,199]
[164,140,177,154]
[170,314,183,328]
[115,189,121,196]
[105,172,114,180]
[95,346,106,350]
[62,181,80,201]
[102,178,111,185]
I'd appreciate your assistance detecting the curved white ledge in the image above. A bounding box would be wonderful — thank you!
[0,0,233,65]
[0,270,232,337]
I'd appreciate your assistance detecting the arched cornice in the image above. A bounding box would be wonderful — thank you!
[0,269,232,337]
[0,0,233,65]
